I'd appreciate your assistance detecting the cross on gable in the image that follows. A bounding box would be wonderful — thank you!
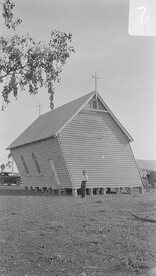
[37,102,43,117]
[92,72,100,99]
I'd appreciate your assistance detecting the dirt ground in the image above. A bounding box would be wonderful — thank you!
[0,187,156,276]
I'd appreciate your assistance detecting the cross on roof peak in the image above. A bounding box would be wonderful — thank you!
[37,102,43,117]
[92,72,100,99]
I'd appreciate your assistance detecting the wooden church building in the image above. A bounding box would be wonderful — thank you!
[7,91,143,196]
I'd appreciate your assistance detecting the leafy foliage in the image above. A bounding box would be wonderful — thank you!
[0,164,5,172]
[0,0,74,109]
[7,151,12,159]
[2,0,22,29]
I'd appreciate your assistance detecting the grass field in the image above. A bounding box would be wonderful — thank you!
[0,187,156,276]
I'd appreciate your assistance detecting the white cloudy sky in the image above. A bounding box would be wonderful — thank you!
[0,0,156,168]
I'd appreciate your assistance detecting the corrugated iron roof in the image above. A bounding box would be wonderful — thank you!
[7,92,94,149]
[7,91,133,149]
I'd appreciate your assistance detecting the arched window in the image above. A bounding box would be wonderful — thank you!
[32,153,42,174]
[21,155,30,175]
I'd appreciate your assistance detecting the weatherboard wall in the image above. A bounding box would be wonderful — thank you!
[11,138,72,188]
[59,103,142,188]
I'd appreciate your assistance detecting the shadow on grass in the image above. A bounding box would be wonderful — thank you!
[0,187,66,197]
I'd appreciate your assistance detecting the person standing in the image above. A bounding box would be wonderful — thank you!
[81,170,88,198]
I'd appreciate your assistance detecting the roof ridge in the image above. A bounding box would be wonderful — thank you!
[40,91,95,118]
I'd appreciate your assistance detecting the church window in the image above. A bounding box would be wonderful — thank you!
[32,153,42,174]
[21,155,30,175]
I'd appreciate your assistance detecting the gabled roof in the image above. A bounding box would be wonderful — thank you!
[7,91,133,149]
[7,92,94,149]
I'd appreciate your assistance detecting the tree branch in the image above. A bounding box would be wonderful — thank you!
[0,64,30,79]
[130,212,156,223]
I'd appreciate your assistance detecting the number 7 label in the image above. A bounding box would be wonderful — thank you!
[129,0,156,36]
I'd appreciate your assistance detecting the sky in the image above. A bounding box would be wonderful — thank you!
[0,0,156,170]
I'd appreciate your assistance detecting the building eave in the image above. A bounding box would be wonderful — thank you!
[97,93,134,142]
[6,135,57,150]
